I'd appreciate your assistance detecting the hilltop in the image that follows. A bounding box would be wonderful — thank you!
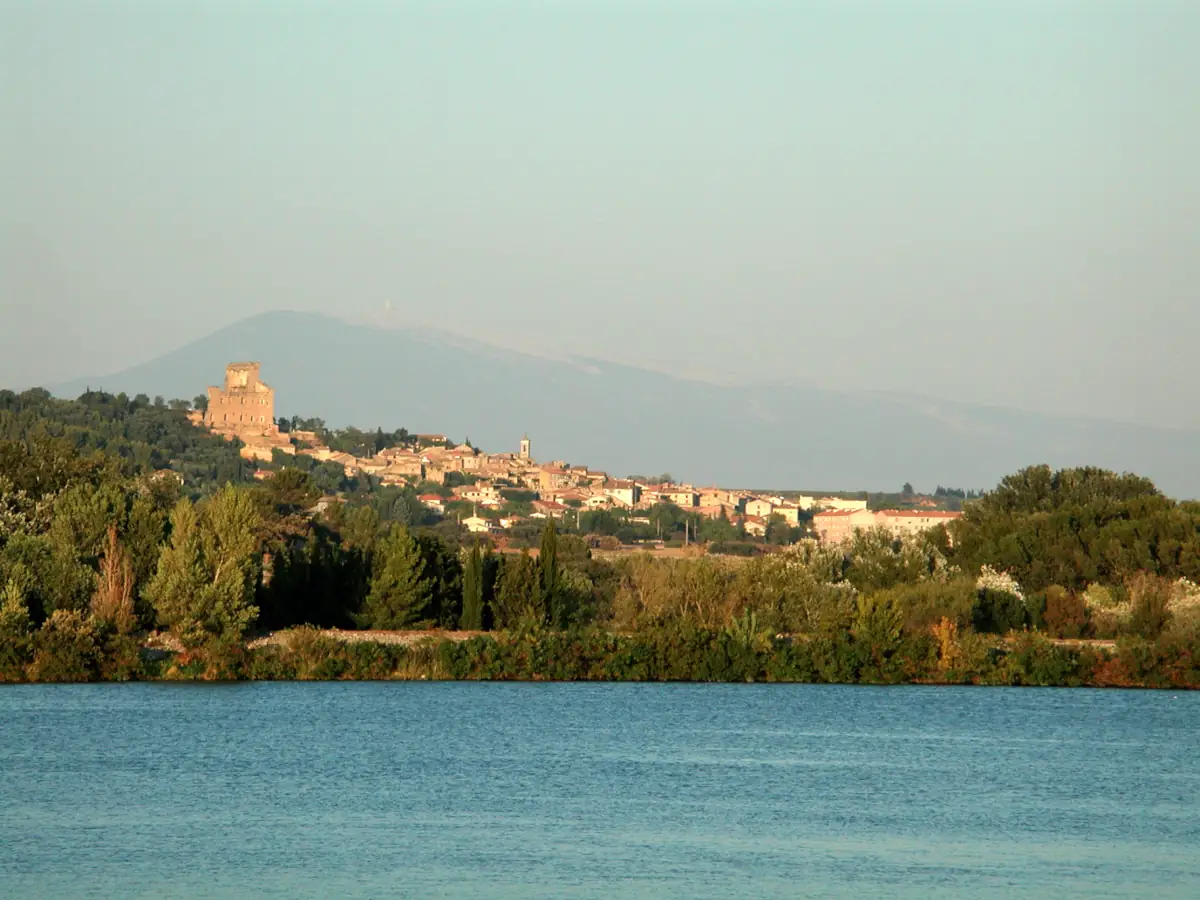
[52,310,1200,497]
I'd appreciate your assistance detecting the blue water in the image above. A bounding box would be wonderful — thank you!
[1,684,1198,899]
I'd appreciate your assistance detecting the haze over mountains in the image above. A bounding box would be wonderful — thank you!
[50,310,1200,498]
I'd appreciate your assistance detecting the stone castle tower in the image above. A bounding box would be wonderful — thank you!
[204,362,277,436]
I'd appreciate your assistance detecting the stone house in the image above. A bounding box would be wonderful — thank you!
[771,504,803,526]
[383,457,424,479]
[662,487,700,508]
[458,485,501,507]
[604,479,641,508]
[813,509,960,544]
[537,466,575,493]
[418,494,446,515]
[877,510,961,538]
[743,497,775,518]
[531,500,568,519]
[818,497,869,513]
[812,509,880,544]
[462,515,493,534]
[742,515,768,537]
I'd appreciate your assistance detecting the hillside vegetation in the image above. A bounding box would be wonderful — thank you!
[2,387,1199,687]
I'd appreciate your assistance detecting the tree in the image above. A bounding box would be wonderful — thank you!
[764,514,794,546]
[146,488,262,648]
[649,502,685,538]
[342,505,381,552]
[461,545,484,630]
[539,519,559,625]
[951,465,1200,593]
[90,526,136,634]
[193,395,209,413]
[358,524,431,629]
[0,577,34,678]
[263,468,320,517]
[481,546,499,630]
[415,532,462,628]
[493,551,539,630]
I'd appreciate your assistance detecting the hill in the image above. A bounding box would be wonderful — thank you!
[51,310,1200,498]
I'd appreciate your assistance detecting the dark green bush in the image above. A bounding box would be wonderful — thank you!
[971,589,1027,635]
[29,610,100,682]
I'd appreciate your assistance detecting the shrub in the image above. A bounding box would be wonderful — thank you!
[94,626,145,681]
[1128,574,1172,640]
[29,610,100,682]
[1084,583,1129,638]
[1003,633,1085,686]
[972,588,1027,635]
[245,645,299,681]
[875,578,977,635]
[1042,586,1089,638]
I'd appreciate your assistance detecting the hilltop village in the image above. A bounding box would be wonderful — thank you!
[193,362,961,547]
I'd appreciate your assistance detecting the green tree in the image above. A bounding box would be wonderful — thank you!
[29,609,100,682]
[146,488,262,648]
[951,465,1200,593]
[649,502,685,538]
[0,576,34,678]
[539,519,559,625]
[461,545,484,630]
[415,532,462,628]
[342,505,381,552]
[493,551,539,630]
[359,524,431,629]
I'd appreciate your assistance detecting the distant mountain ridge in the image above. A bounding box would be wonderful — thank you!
[50,310,1200,498]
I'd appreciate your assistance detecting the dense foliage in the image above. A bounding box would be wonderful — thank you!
[0,389,251,493]
[949,465,1200,593]
[2,399,1199,686]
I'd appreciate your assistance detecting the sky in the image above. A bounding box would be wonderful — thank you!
[2,0,1197,426]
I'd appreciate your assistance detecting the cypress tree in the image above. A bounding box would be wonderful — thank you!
[481,546,499,630]
[460,545,484,630]
[539,519,559,626]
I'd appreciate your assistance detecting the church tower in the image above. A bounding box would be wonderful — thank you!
[519,433,531,460]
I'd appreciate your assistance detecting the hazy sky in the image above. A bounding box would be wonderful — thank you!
[3,1,1197,425]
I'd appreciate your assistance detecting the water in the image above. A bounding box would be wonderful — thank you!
[1,684,1198,899]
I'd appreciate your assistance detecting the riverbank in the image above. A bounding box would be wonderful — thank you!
[4,626,1197,688]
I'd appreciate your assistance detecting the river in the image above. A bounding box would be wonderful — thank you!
[1,683,1198,898]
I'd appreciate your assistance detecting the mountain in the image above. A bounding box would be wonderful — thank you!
[50,310,1200,497]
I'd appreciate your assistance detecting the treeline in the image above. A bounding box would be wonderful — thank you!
[1,388,251,493]
[2,395,1200,686]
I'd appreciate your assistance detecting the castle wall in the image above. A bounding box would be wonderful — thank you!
[203,362,278,437]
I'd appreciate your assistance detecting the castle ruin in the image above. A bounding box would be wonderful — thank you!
[203,363,293,460]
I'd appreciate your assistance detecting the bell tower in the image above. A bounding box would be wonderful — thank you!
[519,433,531,461]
